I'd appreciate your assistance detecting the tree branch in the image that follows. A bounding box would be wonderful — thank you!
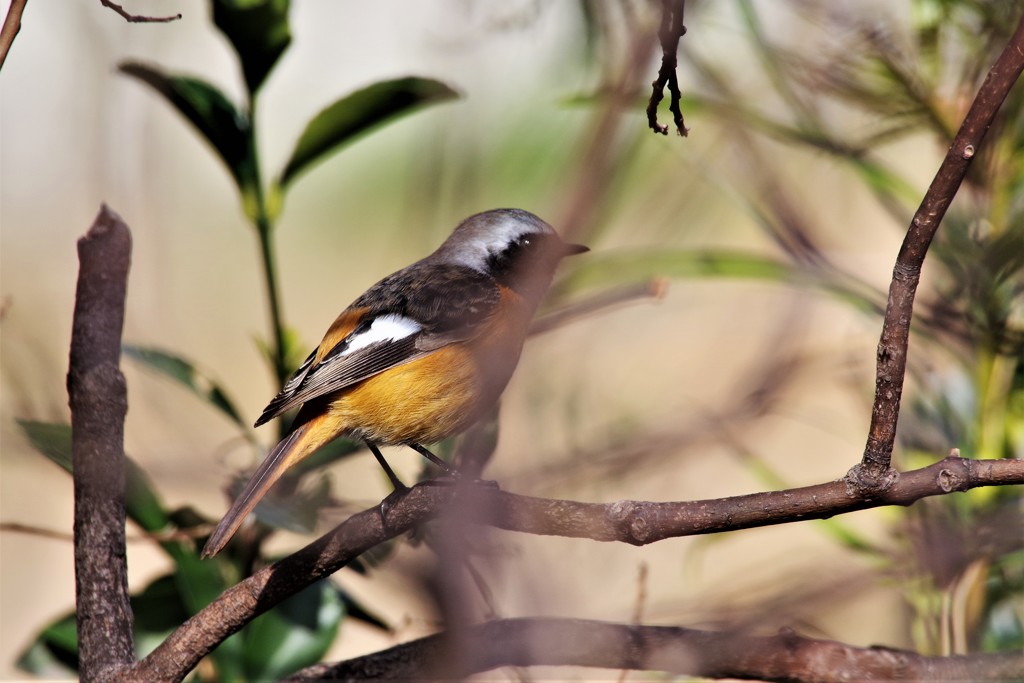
[98,0,181,23]
[282,617,1024,682]
[68,204,135,681]
[647,0,688,136]
[858,12,1024,484]
[0,0,27,71]
[119,453,1023,683]
[529,278,668,336]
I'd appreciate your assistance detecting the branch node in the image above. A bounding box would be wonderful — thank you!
[936,468,961,493]
[891,261,920,280]
[860,11,1024,474]
[630,514,652,544]
[844,462,899,495]
[607,500,637,522]
[605,500,653,544]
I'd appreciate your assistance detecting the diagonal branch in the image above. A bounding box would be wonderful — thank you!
[118,453,1023,683]
[68,205,135,681]
[529,278,668,336]
[0,0,26,71]
[281,617,1024,682]
[857,12,1024,485]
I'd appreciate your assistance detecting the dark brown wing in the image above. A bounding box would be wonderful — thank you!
[254,263,500,427]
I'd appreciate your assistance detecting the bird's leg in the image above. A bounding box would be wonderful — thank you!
[409,442,461,479]
[367,440,411,529]
[366,440,408,491]
[409,443,500,490]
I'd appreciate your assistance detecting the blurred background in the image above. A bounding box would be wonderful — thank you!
[1,0,1021,680]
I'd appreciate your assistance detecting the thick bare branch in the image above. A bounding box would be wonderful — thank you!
[859,12,1024,483]
[119,454,1022,683]
[283,617,1024,682]
[68,204,134,681]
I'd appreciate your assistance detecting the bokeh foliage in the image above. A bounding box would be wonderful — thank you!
[13,0,1022,678]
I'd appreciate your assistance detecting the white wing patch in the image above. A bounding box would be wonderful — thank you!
[342,313,421,356]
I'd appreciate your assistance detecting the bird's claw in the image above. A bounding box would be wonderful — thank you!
[379,484,412,530]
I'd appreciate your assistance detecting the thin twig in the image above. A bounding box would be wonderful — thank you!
[1,522,77,543]
[647,0,688,136]
[0,0,27,70]
[282,617,1024,682]
[116,454,1023,683]
[99,0,181,23]
[68,205,135,681]
[530,278,668,336]
[857,13,1024,485]
[0,521,209,544]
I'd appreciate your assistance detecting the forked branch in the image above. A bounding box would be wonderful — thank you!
[118,453,1024,683]
[858,12,1024,484]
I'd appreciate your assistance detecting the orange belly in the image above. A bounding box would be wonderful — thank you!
[325,342,516,444]
[325,287,532,445]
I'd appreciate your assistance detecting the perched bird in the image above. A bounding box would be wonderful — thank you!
[202,209,587,557]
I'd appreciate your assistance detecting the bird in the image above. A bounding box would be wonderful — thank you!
[201,208,587,557]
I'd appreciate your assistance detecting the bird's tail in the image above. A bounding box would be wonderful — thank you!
[201,418,327,558]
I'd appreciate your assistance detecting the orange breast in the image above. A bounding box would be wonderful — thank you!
[328,346,480,444]
[326,286,532,445]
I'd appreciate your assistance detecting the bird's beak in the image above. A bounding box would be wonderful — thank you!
[561,242,589,257]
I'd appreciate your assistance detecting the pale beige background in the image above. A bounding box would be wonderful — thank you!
[1,1,932,680]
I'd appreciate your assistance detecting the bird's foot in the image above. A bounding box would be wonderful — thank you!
[378,483,412,530]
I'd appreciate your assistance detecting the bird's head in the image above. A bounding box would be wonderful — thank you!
[435,208,588,301]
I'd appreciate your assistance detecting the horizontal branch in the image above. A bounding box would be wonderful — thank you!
[475,454,1024,544]
[283,617,1024,682]
[121,454,1023,682]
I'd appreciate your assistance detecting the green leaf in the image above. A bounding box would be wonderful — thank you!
[16,611,78,676]
[130,575,190,657]
[250,470,331,534]
[562,249,796,293]
[558,249,884,316]
[16,571,256,676]
[123,345,251,434]
[16,419,72,471]
[119,62,256,193]
[16,420,170,533]
[159,537,247,681]
[130,568,244,682]
[242,579,345,680]
[278,77,460,189]
[213,0,292,95]
[125,461,172,534]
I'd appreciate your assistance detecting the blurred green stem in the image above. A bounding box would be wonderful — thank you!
[977,350,1014,459]
[256,209,287,387]
[247,98,289,394]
